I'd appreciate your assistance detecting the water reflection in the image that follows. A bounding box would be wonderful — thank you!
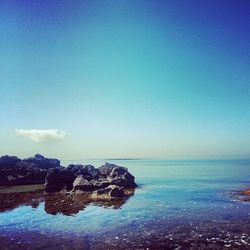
[0,185,135,215]
[44,192,134,215]
[0,186,44,213]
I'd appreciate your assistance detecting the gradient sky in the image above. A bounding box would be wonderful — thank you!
[0,0,250,160]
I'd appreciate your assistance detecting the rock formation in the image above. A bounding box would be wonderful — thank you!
[0,154,61,185]
[0,154,137,201]
[44,162,137,200]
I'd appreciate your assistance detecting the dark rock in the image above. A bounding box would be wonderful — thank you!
[0,154,60,186]
[0,155,21,169]
[73,175,110,191]
[44,168,75,193]
[67,164,99,178]
[99,163,137,188]
[98,163,127,177]
[49,163,138,194]
[45,162,137,198]
[0,154,137,200]
[82,165,99,178]
[23,154,60,170]
[91,185,125,200]
[67,164,84,176]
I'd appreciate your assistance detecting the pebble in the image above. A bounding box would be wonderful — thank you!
[241,239,248,244]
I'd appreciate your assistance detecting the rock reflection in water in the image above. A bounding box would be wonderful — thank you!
[0,185,135,215]
[45,189,134,216]
[0,185,44,212]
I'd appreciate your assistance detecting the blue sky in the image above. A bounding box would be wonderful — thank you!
[0,0,250,159]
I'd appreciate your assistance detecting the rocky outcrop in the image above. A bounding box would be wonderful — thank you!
[68,164,99,178]
[0,155,21,167]
[22,154,60,170]
[99,163,137,189]
[0,154,61,185]
[0,154,137,201]
[72,175,109,191]
[44,162,137,200]
[44,168,75,193]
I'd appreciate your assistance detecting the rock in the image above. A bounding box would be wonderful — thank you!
[44,163,104,193]
[0,154,60,186]
[73,175,110,191]
[67,164,99,178]
[0,154,137,200]
[91,185,125,200]
[44,168,75,193]
[46,162,137,194]
[98,163,127,177]
[67,164,84,176]
[0,155,21,169]
[82,165,99,178]
[23,154,60,170]
[99,163,137,188]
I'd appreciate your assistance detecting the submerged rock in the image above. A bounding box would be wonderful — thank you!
[44,189,133,215]
[91,185,125,200]
[73,175,110,191]
[0,154,60,186]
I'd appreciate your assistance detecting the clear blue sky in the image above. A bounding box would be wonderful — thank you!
[0,0,250,160]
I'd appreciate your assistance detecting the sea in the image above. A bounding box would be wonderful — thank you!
[1,159,250,249]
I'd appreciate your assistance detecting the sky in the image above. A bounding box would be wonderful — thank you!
[0,0,250,160]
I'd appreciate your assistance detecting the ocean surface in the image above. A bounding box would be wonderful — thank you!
[1,159,250,249]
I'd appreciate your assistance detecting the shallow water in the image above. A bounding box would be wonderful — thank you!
[1,159,250,249]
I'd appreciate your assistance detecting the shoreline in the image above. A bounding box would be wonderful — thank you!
[1,218,250,249]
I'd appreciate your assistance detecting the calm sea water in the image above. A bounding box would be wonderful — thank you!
[1,159,250,249]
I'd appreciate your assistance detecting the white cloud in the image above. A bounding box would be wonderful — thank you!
[15,129,66,142]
